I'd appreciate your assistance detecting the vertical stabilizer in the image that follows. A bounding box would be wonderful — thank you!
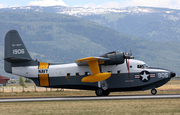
[4,30,32,73]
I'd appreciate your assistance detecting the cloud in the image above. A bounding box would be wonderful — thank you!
[0,3,7,8]
[10,4,21,8]
[81,0,180,9]
[101,2,122,8]
[74,3,100,8]
[83,3,97,8]
[28,0,68,7]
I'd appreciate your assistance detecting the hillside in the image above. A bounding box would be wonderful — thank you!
[81,7,180,42]
[0,12,179,78]
[1,6,180,41]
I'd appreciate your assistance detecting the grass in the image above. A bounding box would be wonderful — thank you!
[0,99,180,115]
[0,80,179,98]
[0,80,179,115]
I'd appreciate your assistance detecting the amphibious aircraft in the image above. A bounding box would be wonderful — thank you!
[4,30,176,96]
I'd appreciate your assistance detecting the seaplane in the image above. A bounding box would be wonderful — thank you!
[4,30,176,96]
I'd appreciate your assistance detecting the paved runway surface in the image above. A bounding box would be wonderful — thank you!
[0,94,180,102]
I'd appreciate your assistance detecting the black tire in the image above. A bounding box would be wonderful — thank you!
[95,88,104,96]
[151,88,157,95]
[103,91,110,96]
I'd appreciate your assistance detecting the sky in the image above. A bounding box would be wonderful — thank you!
[0,0,180,9]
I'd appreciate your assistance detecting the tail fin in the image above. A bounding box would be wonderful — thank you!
[4,30,32,73]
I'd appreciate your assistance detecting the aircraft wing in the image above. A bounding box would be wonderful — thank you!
[75,57,111,83]
[75,57,110,66]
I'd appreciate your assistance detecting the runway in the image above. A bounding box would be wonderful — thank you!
[0,94,180,102]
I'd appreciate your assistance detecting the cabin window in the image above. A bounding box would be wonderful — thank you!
[117,70,121,74]
[137,65,142,68]
[85,72,90,76]
[108,71,112,73]
[76,72,80,76]
[130,65,132,68]
[67,73,71,77]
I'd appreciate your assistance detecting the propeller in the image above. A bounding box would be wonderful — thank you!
[124,47,134,59]
[124,47,134,87]
[124,47,134,71]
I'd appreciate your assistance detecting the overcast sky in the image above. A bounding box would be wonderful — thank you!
[0,0,180,9]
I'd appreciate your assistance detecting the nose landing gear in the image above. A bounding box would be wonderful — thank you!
[151,88,157,95]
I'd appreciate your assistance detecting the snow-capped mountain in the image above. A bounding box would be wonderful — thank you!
[0,6,180,17]
[1,6,180,42]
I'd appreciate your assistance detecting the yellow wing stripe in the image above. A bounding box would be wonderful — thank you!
[75,57,98,62]
[82,73,111,83]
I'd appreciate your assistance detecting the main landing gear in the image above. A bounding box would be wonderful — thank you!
[151,88,157,95]
[95,88,110,96]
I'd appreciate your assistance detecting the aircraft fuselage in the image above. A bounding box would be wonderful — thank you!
[12,59,172,92]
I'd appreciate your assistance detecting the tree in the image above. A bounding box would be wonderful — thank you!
[25,78,33,83]
[19,77,26,87]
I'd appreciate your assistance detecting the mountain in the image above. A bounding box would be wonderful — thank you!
[1,6,180,42]
[0,12,180,78]
[81,7,180,42]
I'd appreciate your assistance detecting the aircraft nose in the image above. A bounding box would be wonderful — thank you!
[170,72,176,78]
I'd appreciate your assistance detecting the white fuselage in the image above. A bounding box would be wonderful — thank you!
[12,59,169,78]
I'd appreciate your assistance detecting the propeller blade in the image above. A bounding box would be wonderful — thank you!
[124,47,134,59]
[125,47,127,55]
[126,58,129,71]
[130,47,132,56]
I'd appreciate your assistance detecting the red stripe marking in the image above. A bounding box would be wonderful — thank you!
[128,59,130,87]
[135,75,140,77]
[134,75,140,78]
[150,74,156,77]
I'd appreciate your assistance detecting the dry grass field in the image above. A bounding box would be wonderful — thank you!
[0,80,179,115]
[0,99,180,115]
[0,80,179,98]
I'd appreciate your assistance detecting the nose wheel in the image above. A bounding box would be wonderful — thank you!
[151,88,157,95]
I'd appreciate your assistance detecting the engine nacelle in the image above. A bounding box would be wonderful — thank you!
[100,51,125,65]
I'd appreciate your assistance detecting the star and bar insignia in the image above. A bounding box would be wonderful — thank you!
[134,71,155,82]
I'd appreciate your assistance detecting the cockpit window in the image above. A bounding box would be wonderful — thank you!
[137,64,149,68]
[137,65,142,68]
[143,64,149,68]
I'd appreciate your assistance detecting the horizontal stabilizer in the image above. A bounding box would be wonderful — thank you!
[4,57,31,63]
[81,72,111,83]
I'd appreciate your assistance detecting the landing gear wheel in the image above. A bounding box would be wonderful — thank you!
[95,88,104,96]
[151,88,157,95]
[103,91,110,96]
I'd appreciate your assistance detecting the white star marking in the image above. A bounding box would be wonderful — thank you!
[141,72,149,81]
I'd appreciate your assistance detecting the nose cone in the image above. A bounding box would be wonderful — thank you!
[171,72,176,78]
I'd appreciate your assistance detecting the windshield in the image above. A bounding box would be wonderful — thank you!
[142,64,149,68]
[137,64,149,68]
